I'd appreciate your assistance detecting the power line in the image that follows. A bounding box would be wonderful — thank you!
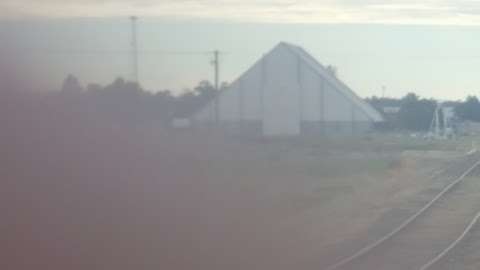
[9,46,480,59]
[13,48,221,55]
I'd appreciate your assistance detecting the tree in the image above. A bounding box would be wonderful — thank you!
[455,96,480,122]
[194,80,216,102]
[366,96,402,131]
[61,74,83,94]
[53,76,230,128]
[174,80,223,118]
[86,83,102,93]
[397,93,436,131]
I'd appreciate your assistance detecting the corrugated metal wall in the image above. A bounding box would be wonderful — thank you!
[194,44,375,136]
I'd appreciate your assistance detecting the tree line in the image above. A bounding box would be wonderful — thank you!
[367,93,480,132]
[58,75,226,128]
[50,75,480,132]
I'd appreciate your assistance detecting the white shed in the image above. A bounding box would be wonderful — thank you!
[194,42,383,136]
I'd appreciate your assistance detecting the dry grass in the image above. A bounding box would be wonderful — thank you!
[1,92,464,270]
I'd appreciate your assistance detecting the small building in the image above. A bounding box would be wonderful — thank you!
[194,42,384,136]
[382,106,401,114]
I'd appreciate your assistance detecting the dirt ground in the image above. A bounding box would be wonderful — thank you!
[160,132,465,270]
[2,130,462,270]
[1,93,473,270]
[448,222,480,270]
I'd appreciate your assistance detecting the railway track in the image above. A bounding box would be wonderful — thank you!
[432,210,480,270]
[325,152,480,270]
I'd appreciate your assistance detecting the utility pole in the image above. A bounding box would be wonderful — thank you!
[130,16,139,84]
[212,50,220,125]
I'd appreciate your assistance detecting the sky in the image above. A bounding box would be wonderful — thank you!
[4,0,480,25]
[2,1,480,99]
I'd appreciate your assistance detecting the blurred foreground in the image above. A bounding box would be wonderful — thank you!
[0,90,461,270]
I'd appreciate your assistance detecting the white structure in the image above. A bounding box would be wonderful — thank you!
[194,42,384,136]
[429,104,456,139]
[382,106,401,114]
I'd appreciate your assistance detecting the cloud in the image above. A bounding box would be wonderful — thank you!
[3,0,480,25]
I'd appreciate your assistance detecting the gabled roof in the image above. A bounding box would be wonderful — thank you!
[280,42,384,122]
[195,42,384,123]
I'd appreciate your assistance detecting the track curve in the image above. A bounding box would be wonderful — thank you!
[325,153,480,270]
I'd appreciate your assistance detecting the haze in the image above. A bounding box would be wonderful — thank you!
[6,2,480,270]
[4,1,480,24]
[3,1,480,99]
